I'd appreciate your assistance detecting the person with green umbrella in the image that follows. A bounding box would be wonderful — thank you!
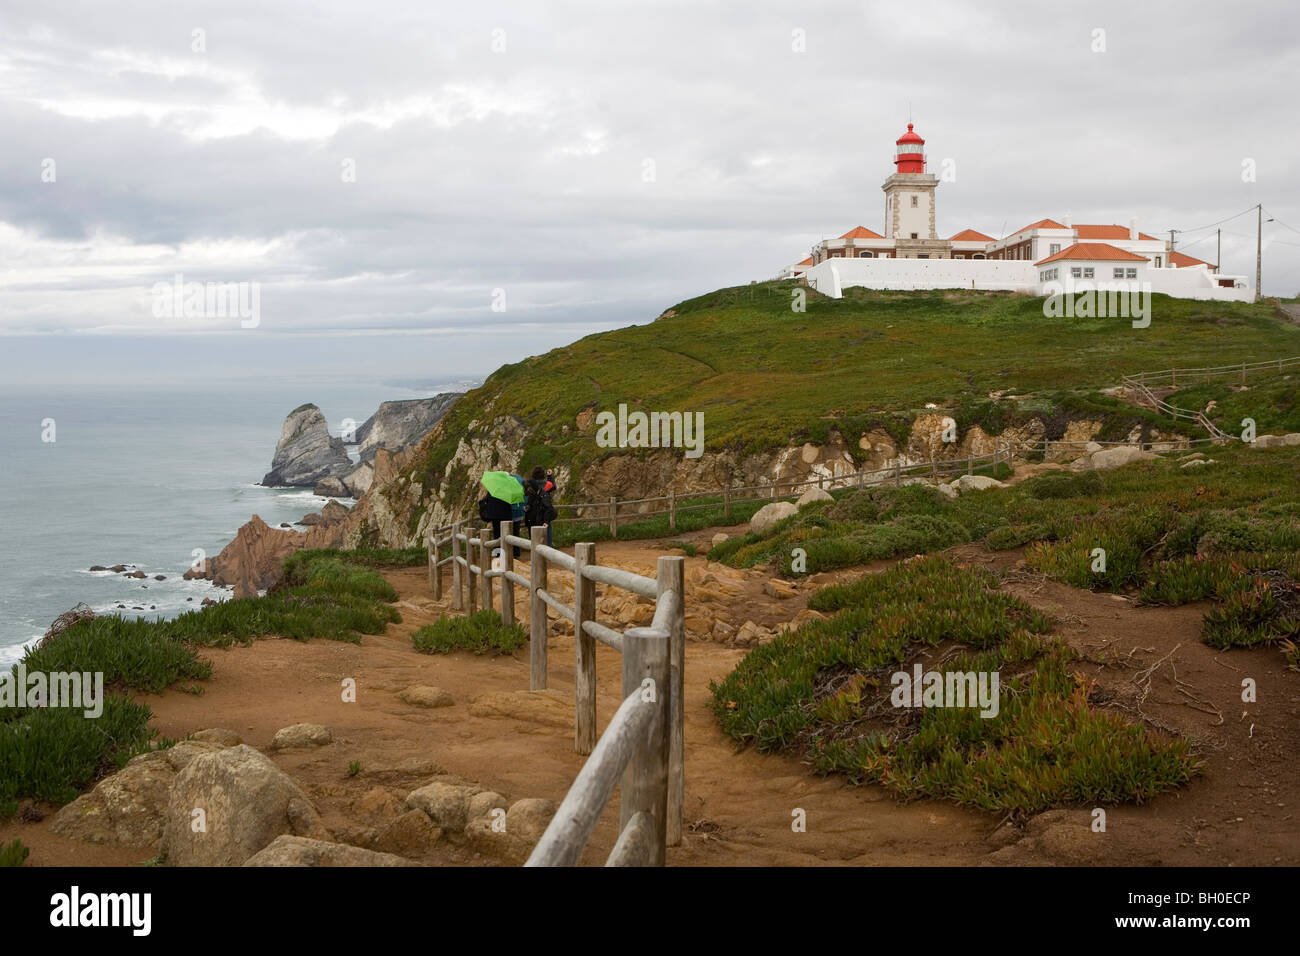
[478,471,525,555]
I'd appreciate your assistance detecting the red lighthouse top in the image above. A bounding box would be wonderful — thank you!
[894,123,926,174]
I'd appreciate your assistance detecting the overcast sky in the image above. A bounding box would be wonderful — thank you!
[2,0,1298,386]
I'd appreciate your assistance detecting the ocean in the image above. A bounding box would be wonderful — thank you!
[0,380,470,667]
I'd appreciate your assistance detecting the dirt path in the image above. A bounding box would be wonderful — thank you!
[7,528,1297,866]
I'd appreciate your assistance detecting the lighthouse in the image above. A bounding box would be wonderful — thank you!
[894,122,926,174]
[882,122,947,257]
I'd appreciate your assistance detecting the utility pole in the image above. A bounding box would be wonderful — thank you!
[1256,204,1262,302]
[1216,228,1221,273]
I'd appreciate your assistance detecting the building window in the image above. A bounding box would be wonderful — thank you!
[830,251,842,258]
[1155,256,1162,267]
[859,251,873,258]
[1126,268,1137,279]
[1083,267,1094,278]
[1071,267,1082,278]
[910,232,918,239]
[918,254,929,259]
[955,254,965,259]
[911,195,918,207]
[1113,268,1125,279]
[973,253,985,260]
[1050,243,1061,255]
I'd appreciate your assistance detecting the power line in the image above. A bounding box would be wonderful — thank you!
[1174,205,1258,235]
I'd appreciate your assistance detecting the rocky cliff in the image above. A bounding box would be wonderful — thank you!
[356,394,460,462]
[262,404,352,487]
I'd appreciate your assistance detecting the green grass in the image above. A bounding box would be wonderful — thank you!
[0,696,156,807]
[409,283,1298,522]
[711,556,1197,812]
[552,496,769,546]
[713,443,1300,661]
[0,840,29,867]
[1,550,408,812]
[412,609,527,655]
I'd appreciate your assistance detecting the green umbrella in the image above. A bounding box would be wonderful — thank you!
[480,470,524,504]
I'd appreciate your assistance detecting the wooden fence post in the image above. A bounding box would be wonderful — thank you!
[529,525,548,690]
[479,527,493,613]
[668,491,676,532]
[499,520,514,629]
[573,542,597,756]
[434,530,444,598]
[658,554,685,847]
[451,522,463,611]
[466,531,479,616]
[723,484,731,519]
[620,624,670,867]
[609,496,618,538]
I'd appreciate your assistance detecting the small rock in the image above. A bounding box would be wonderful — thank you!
[201,598,216,606]
[190,728,243,747]
[89,565,107,572]
[270,723,332,750]
[369,810,442,857]
[243,835,418,867]
[405,782,480,833]
[109,565,127,573]
[505,798,556,842]
[399,685,455,709]
[710,532,729,547]
[763,578,798,600]
[154,574,166,581]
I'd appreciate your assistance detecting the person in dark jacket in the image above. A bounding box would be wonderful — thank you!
[477,481,515,544]
[523,466,558,547]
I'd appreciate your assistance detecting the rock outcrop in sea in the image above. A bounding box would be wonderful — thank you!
[261,403,352,487]
[356,394,460,462]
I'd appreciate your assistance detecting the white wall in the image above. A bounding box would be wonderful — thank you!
[805,257,1039,296]
[804,256,1253,302]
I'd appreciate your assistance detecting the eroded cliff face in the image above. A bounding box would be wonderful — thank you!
[223,402,1189,590]
[335,409,1187,551]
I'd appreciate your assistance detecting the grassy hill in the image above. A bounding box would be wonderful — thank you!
[414,283,1300,494]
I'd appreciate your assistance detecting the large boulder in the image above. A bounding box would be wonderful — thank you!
[750,501,798,534]
[1082,446,1156,471]
[49,741,227,847]
[796,486,833,507]
[955,474,1006,493]
[159,745,328,866]
[356,395,461,462]
[261,404,352,487]
[243,835,418,867]
[1251,433,1300,449]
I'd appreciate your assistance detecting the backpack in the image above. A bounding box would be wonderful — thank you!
[525,479,558,527]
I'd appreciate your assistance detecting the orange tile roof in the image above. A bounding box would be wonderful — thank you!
[839,225,885,239]
[949,228,994,242]
[1035,242,1150,266]
[796,257,813,266]
[1011,218,1067,235]
[1170,250,1211,268]
[1075,223,1159,241]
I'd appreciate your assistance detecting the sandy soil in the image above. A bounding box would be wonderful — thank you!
[6,527,1298,867]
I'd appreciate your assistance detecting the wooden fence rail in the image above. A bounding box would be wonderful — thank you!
[426,519,685,866]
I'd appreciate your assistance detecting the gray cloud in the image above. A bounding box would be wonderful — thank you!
[1,0,1297,379]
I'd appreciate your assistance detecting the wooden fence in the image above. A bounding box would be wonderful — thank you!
[427,520,685,866]
[1121,355,1300,442]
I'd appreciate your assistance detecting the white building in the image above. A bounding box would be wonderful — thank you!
[784,124,1252,302]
